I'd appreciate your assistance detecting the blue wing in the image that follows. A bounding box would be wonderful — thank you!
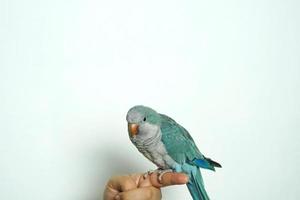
[159,114,216,171]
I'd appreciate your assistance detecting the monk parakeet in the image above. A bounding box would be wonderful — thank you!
[126,105,221,200]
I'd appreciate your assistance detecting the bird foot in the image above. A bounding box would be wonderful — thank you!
[143,169,160,179]
[143,168,173,183]
[157,169,173,183]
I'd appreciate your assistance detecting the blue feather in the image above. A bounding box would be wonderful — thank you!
[187,168,210,200]
[193,159,215,171]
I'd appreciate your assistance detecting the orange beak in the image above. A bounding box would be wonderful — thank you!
[128,123,139,137]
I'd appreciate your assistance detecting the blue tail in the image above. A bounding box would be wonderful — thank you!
[187,168,210,200]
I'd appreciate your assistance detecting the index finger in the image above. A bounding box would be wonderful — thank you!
[149,172,189,188]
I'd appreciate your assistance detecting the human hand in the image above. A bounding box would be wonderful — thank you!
[103,172,188,200]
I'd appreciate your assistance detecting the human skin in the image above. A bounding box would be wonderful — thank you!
[103,172,189,200]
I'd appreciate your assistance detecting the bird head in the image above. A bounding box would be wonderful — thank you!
[126,105,161,138]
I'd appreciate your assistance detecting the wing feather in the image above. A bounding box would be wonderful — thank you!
[159,114,204,164]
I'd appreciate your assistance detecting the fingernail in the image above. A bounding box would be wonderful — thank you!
[114,195,120,200]
[185,175,189,182]
[181,175,189,183]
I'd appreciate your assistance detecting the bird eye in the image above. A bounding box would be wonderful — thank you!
[143,117,146,121]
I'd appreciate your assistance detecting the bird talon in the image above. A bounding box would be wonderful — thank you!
[143,168,173,183]
[157,169,173,183]
[143,169,157,179]
[143,172,148,179]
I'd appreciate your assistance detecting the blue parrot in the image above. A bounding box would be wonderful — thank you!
[126,105,221,200]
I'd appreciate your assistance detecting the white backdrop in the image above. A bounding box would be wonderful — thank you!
[0,0,299,199]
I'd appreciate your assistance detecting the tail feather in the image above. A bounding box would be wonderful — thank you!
[204,156,222,168]
[187,168,210,200]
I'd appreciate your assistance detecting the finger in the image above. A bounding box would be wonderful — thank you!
[137,175,152,188]
[129,173,144,186]
[149,172,189,188]
[107,175,137,192]
[115,186,161,200]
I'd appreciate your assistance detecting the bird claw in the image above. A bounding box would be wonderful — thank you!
[143,169,156,179]
[157,169,173,183]
[143,168,173,183]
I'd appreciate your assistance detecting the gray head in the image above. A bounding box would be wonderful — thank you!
[126,105,161,139]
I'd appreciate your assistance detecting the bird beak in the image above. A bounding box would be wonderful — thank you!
[128,123,139,137]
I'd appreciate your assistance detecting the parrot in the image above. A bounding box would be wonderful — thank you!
[126,105,221,200]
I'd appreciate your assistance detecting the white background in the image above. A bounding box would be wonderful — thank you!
[0,0,299,199]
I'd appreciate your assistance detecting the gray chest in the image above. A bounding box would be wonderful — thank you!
[133,131,176,169]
